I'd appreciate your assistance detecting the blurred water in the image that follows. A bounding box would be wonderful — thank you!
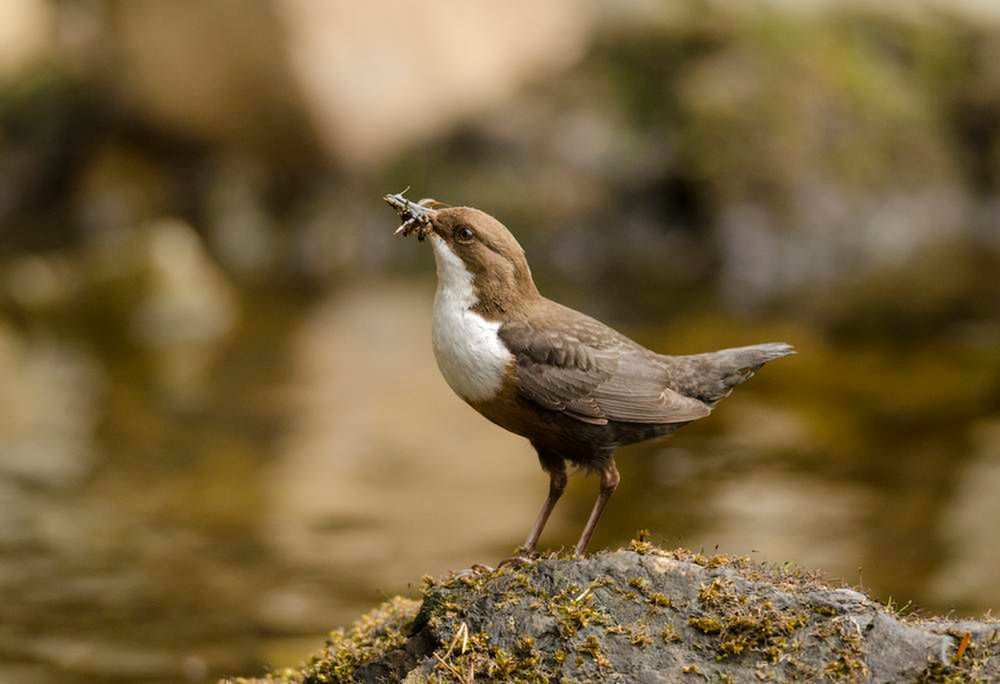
[1,276,999,683]
[3,2,1000,681]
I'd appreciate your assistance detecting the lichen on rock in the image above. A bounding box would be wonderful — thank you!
[224,541,1000,683]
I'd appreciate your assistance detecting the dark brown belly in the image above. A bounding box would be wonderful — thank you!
[471,384,686,467]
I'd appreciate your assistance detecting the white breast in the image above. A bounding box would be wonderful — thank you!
[429,236,513,403]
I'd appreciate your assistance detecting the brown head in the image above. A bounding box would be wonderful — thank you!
[385,194,540,318]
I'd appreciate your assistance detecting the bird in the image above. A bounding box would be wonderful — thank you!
[384,191,794,558]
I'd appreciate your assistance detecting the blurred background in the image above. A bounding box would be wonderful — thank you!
[1,0,999,681]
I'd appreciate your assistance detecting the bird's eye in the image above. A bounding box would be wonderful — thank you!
[453,226,475,243]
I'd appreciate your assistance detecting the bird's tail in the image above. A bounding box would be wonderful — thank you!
[665,342,795,405]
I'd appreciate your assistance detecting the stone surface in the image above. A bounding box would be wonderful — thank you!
[225,544,1000,683]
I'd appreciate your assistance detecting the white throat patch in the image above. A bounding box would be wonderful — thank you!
[429,236,513,402]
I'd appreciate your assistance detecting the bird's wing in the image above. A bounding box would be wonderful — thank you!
[499,311,711,426]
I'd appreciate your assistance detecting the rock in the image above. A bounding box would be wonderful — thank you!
[223,543,1000,683]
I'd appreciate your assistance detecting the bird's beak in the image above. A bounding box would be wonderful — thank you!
[384,191,437,240]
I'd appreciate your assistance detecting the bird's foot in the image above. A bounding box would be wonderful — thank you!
[453,563,495,579]
[495,553,536,572]
[451,547,541,579]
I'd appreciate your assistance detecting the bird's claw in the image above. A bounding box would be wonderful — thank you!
[496,554,536,571]
[453,563,495,579]
[453,554,536,579]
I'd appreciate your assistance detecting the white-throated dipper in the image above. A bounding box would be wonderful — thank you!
[385,192,794,557]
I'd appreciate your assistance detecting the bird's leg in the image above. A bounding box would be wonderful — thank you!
[495,458,567,571]
[573,459,620,556]
[523,465,568,553]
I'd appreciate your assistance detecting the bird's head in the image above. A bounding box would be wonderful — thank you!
[384,191,539,316]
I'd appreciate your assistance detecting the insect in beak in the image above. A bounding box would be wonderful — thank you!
[384,189,438,241]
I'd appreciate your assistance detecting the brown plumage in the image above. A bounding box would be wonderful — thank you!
[385,193,794,557]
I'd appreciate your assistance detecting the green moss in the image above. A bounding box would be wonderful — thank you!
[689,616,724,634]
[486,647,517,679]
[628,577,650,591]
[578,635,611,669]
[661,624,682,643]
[629,625,653,648]
[915,629,1000,684]
[823,654,868,681]
[689,576,810,665]
[628,538,655,555]
[228,542,999,682]
[546,583,610,638]
[817,617,869,682]
[251,596,419,684]
[624,538,825,594]
[428,628,556,684]
[650,592,673,608]
[698,578,731,604]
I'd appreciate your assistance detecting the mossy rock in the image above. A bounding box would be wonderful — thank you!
[224,542,999,683]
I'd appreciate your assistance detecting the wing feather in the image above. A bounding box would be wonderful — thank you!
[500,311,710,426]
